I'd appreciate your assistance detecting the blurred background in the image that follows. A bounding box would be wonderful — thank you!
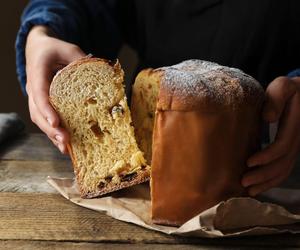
[1,1,31,129]
[1,1,137,133]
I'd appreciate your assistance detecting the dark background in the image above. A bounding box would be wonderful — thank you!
[1,1,30,129]
[1,1,138,133]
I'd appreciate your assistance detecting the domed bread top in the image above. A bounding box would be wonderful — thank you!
[153,59,264,111]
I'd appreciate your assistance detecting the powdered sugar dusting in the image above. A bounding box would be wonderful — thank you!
[155,60,264,110]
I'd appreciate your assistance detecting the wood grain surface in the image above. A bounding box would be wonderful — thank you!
[0,133,69,161]
[3,241,299,250]
[0,133,300,249]
[1,192,300,248]
[0,160,73,193]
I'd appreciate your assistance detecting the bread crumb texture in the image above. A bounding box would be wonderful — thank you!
[49,58,150,197]
[131,69,160,164]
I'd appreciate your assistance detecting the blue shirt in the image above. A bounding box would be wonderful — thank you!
[16,0,300,95]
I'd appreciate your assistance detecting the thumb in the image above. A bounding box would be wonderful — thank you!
[263,76,297,123]
[59,42,87,65]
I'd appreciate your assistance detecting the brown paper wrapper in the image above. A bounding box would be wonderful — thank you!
[47,176,300,238]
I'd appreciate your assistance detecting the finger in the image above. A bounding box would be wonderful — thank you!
[263,77,297,123]
[28,65,60,128]
[49,136,69,155]
[248,92,300,167]
[275,92,300,147]
[242,150,296,187]
[247,140,288,167]
[29,95,69,144]
[34,90,60,128]
[57,43,86,65]
[247,174,287,197]
[242,159,284,187]
[37,115,70,152]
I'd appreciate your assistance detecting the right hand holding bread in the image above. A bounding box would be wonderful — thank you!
[25,25,86,153]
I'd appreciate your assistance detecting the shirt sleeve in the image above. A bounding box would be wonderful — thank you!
[287,69,300,78]
[15,0,122,94]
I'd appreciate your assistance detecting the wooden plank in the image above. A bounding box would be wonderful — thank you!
[0,133,300,248]
[0,133,299,188]
[0,133,68,161]
[0,160,74,193]
[0,192,177,243]
[0,241,280,250]
[0,133,299,187]
[0,240,298,250]
[0,192,300,246]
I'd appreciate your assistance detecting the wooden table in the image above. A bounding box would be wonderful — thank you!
[0,133,300,250]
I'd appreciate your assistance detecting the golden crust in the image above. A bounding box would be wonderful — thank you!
[50,57,123,95]
[82,171,150,198]
[141,60,264,112]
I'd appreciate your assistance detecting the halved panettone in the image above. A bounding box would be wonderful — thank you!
[49,58,150,198]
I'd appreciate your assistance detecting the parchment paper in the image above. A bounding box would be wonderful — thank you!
[47,176,300,238]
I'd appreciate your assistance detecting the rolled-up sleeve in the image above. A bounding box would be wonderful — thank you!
[288,69,300,78]
[16,0,122,94]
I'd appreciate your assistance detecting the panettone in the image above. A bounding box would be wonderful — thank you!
[131,60,264,226]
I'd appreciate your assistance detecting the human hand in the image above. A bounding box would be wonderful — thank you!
[25,25,86,153]
[242,76,300,196]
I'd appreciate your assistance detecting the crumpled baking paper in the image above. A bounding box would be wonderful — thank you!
[47,176,300,238]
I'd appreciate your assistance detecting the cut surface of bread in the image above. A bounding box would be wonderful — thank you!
[49,58,150,198]
[131,69,160,164]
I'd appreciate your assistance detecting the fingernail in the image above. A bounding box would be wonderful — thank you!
[55,135,63,143]
[58,144,64,153]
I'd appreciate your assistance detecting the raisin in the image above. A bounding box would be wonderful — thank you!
[90,123,104,138]
[148,112,154,118]
[120,172,137,182]
[102,129,111,134]
[84,97,97,106]
[105,176,113,183]
[98,182,105,189]
[86,97,97,104]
